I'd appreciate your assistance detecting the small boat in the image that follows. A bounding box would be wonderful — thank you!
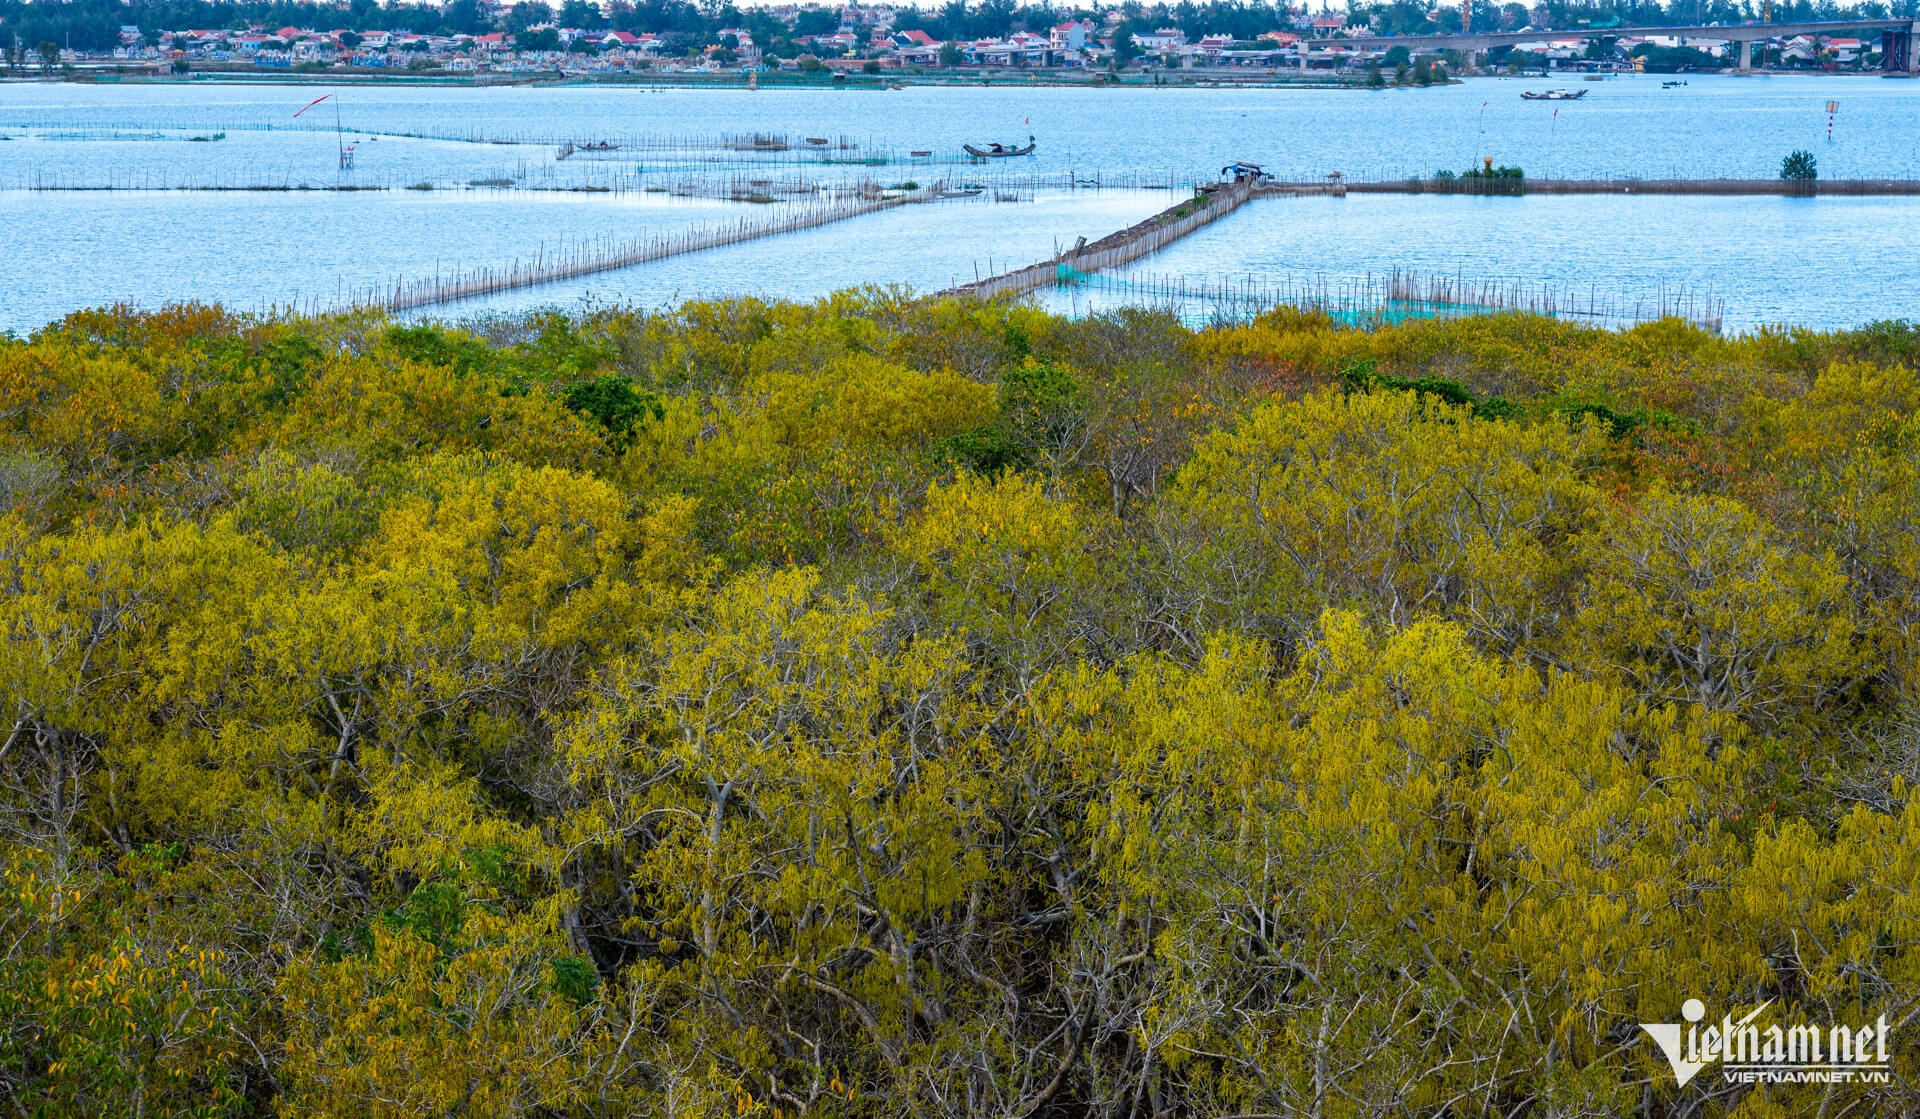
[939,187,984,197]
[578,140,617,152]
[1520,88,1587,100]
[964,140,1036,158]
[910,149,933,156]
[1662,79,1688,88]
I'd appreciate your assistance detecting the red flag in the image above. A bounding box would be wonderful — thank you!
[292,93,333,118]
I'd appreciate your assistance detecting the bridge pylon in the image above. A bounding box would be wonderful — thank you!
[1882,29,1916,73]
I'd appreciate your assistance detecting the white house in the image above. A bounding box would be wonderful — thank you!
[1050,20,1094,50]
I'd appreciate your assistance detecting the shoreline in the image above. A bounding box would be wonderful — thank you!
[3,68,1365,90]
[3,67,1908,91]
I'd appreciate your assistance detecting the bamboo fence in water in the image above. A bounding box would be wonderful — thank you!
[1055,267,1725,332]
[12,163,1189,194]
[367,186,931,311]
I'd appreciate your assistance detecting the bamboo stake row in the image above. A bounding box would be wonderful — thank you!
[1060,266,1725,332]
[13,165,1189,194]
[368,185,931,311]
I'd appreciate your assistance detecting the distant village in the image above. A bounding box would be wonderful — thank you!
[11,0,1900,76]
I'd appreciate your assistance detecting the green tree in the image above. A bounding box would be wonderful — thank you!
[516,27,561,51]
[559,0,604,30]
[561,374,663,446]
[1781,148,1818,181]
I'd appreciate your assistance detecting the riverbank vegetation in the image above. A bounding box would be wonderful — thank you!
[3,295,1919,1116]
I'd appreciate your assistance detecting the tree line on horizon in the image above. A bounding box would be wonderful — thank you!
[6,0,1916,58]
[2,291,1919,1116]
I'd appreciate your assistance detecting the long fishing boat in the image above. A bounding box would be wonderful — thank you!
[964,141,1036,158]
[1521,88,1588,100]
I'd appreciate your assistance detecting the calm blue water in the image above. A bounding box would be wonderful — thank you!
[437,187,1175,320]
[0,188,741,320]
[2,76,1916,332]
[1044,193,1918,331]
[4,74,1914,181]
[0,184,1173,328]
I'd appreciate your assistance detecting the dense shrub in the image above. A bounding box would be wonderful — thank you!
[2,297,1917,1117]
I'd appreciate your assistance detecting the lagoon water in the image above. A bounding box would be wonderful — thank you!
[2,75,1917,332]
[0,186,1176,329]
[1047,192,1920,332]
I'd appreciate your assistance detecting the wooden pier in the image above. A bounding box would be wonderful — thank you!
[935,177,1258,301]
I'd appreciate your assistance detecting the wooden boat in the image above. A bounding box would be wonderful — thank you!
[964,141,1036,157]
[1520,88,1587,100]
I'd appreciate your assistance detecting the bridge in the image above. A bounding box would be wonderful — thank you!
[1301,18,1919,73]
